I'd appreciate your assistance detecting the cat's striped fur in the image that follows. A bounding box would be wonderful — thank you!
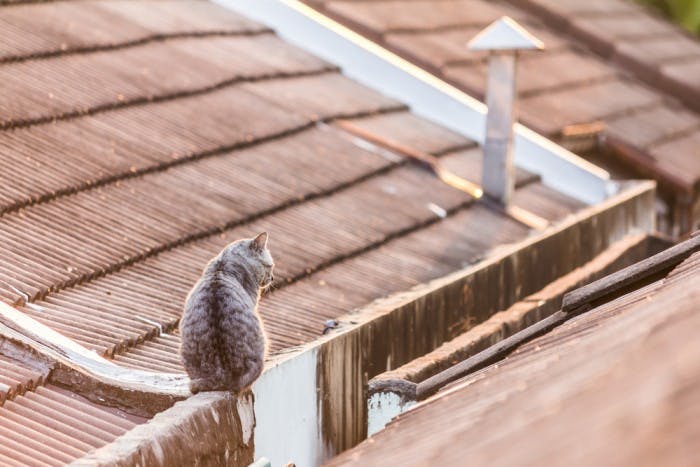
[180,232,273,394]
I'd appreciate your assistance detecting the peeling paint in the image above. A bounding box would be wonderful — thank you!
[367,392,415,436]
[237,394,255,445]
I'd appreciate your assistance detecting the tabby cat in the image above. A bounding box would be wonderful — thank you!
[180,232,273,394]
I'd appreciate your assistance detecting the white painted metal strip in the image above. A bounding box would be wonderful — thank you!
[215,0,616,205]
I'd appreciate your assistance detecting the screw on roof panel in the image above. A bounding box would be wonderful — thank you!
[468,17,544,207]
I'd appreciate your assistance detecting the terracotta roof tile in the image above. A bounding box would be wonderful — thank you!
[649,131,700,187]
[0,0,267,62]
[514,0,639,18]
[513,0,700,116]
[306,0,700,223]
[0,34,332,127]
[521,80,662,135]
[569,13,680,51]
[659,58,700,104]
[0,356,46,404]
[613,35,700,71]
[447,49,616,98]
[0,384,145,466]
[323,0,508,34]
[606,104,700,149]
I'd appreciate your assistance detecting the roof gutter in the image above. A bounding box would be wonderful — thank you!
[215,0,616,205]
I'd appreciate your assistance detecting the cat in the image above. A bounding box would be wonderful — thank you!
[179,232,274,394]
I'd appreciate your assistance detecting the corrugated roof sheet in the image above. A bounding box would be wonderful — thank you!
[0,355,46,405]
[0,382,145,467]
[0,0,588,463]
[326,248,700,467]
[305,0,700,201]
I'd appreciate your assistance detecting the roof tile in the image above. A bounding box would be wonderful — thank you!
[0,0,266,62]
[306,0,700,200]
[324,0,506,33]
[0,34,331,127]
[521,80,662,135]
[606,105,700,150]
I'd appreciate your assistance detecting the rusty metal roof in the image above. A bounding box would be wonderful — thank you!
[304,0,700,208]
[326,238,700,467]
[0,0,591,463]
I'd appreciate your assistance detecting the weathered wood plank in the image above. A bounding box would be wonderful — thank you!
[562,234,700,312]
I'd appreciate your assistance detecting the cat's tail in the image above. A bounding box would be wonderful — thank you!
[189,377,228,394]
[230,361,264,393]
[189,378,205,394]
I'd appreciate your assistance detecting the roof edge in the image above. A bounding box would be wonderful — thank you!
[0,302,189,417]
[70,391,255,466]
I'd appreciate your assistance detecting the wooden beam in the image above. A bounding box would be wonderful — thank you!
[562,234,700,312]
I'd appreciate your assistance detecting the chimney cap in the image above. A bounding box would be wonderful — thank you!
[468,16,544,52]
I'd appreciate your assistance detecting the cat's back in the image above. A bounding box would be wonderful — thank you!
[180,272,265,374]
[183,273,252,318]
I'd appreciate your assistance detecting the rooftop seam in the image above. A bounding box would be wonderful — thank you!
[0,66,339,131]
[0,29,274,65]
[518,74,621,99]
[19,125,469,308]
[0,103,407,218]
[108,187,481,359]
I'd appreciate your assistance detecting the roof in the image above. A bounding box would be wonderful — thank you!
[305,0,700,202]
[327,234,700,467]
[0,355,145,466]
[0,0,589,463]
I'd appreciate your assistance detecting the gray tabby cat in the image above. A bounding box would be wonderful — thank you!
[180,232,273,394]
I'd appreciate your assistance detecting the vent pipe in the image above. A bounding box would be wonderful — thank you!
[468,17,544,206]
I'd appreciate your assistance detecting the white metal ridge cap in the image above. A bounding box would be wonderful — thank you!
[214,0,613,205]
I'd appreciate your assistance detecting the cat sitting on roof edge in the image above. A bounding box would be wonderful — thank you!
[180,232,273,394]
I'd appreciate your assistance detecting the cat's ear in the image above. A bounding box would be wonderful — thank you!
[250,232,268,252]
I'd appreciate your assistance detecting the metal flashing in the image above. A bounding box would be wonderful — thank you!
[217,0,614,205]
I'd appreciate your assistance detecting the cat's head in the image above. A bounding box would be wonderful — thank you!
[218,232,274,288]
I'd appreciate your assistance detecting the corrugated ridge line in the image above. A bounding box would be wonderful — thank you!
[0,98,405,217]
[0,63,337,131]
[0,385,142,465]
[0,30,273,64]
[0,0,269,59]
[0,0,55,4]
[5,119,463,306]
[0,33,333,127]
[111,335,185,373]
[0,356,46,405]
